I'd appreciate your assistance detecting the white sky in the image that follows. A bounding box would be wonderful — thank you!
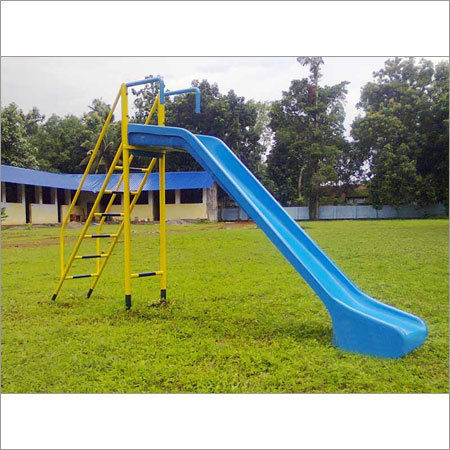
[1,56,448,136]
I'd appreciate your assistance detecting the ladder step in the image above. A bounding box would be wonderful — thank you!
[131,270,163,279]
[65,273,99,280]
[94,213,124,217]
[115,166,148,172]
[85,234,119,239]
[75,254,108,259]
[104,190,138,195]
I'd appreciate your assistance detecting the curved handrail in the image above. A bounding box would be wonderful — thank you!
[126,76,165,105]
[164,87,201,113]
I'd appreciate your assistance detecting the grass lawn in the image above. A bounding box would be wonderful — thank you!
[1,219,448,393]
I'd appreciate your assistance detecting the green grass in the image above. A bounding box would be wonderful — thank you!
[1,219,448,393]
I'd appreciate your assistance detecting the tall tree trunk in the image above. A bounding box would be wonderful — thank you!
[297,166,305,199]
[309,192,319,220]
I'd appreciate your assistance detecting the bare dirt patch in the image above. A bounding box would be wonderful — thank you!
[2,236,77,249]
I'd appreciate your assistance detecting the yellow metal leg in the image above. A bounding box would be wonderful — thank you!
[159,153,167,300]
[121,84,132,310]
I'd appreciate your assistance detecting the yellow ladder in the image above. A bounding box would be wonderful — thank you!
[52,78,167,309]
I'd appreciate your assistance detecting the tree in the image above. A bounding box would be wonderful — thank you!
[80,99,121,173]
[267,58,350,218]
[1,103,40,169]
[251,100,273,158]
[417,61,449,206]
[31,114,89,173]
[132,79,265,176]
[351,57,449,207]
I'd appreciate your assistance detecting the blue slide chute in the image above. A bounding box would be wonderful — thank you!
[128,124,428,358]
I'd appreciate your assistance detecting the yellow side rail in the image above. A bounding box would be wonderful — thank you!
[51,145,124,300]
[59,90,121,277]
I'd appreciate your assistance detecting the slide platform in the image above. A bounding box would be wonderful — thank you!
[128,124,428,358]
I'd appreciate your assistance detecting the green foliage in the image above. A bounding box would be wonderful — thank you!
[267,59,351,217]
[251,100,273,156]
[1,220,448,393]
[133,79,265,176]
[1,103,40,169]
[351,57,449,207]
[1,60,447,213]
[80,99,121,173]
[32,114,89,173]
[1,99,121,174]
[1,207,8,221]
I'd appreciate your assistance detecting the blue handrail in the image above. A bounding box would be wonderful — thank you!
[125,77,165,104]
[164,87,201,113]
[125,77,162,88]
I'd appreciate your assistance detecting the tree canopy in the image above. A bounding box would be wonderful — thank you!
[1,103,41,169]
[267,58,351,218]
[132,79,265,176]
[1,58,448,212]
[351,57,449,207]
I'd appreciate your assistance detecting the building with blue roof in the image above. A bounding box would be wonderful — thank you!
[1,165,218,225]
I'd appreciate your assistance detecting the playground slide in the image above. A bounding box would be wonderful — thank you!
[128,124,428,358]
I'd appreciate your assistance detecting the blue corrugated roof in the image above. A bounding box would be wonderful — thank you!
[1,165,214,192]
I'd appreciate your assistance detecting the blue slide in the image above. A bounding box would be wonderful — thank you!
[128,124,428,358]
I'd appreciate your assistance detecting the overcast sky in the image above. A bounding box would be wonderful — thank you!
[1,56,448,136]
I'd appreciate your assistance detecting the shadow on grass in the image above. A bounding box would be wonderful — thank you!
[118,303,333,347]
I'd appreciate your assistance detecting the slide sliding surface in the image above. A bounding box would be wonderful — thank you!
[128,124,428,358]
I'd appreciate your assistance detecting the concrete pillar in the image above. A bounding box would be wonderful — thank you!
[175,189,181,204]
[64,189,71,205]
[1,182,5,202]
[19,184,25,204]
[36,186,42,204]
[202,188,207,204]
[147,191,153,222]
[206,183,218,222]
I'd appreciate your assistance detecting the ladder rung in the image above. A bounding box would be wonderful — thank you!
[104,190,138,195]
[85,234,118,239]
[94,213,124,217]
[115,165,148,172]
[65,273,99,280]
[75,254,109,259]
[131,270,163,279]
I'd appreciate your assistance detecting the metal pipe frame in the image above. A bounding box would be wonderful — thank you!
[54,76,201,310]
[54,81,162,304]
[163,87,201,113]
